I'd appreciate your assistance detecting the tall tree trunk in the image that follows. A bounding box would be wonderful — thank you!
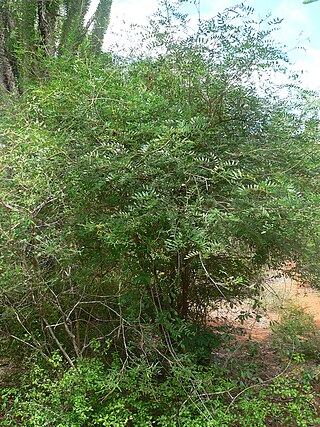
[179,251,191,318]
[59,0,91,54]
[0,4,18,92]
[38,0,60,57]
[0,38,16,92]
[0,0,113,92]
[90,0,112,53]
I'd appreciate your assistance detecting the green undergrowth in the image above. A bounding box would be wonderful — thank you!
[271,303,320,360]
[1,329,320,427]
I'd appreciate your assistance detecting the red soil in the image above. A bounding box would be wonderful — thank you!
[207,272,320,341]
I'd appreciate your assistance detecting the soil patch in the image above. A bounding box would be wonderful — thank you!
[207,271,320,340]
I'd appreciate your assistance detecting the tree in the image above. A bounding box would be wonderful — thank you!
[0,4,319,367]
[0,3,320,425]
[0,0,112,93]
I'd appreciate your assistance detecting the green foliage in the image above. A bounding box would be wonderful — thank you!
[1,351,319,426]
[180,322,224,363]
[234,374,320,427]
[0,3,320,425]
[0,4,319,364]
[271,304,320,359]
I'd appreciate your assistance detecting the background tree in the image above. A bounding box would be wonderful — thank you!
[0,0,113,93]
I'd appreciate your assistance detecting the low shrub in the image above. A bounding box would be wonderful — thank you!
[270,304,320,359]
[1,350,320,426]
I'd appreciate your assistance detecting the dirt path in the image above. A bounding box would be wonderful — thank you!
[208,272,320,340]
[266,275,320,323]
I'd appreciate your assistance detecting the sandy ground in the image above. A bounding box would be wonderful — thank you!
[208,272,320,340]
[265,275,320,321]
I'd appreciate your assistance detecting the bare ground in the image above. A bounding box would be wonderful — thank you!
[208,271,320,341]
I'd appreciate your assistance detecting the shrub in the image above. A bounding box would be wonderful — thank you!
[271,304,320,359]
[1,352,320,427]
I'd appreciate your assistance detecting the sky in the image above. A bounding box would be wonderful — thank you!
[88,0,320,91]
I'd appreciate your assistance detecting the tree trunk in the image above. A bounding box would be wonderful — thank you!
[37,0,60,57]
[179,251,191,318]
[0,12,17,92]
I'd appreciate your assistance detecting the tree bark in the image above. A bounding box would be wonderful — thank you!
[38,0,60,57]
[0,12,17,92]
[179,251,191,318]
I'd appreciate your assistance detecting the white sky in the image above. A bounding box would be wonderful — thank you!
[88,0,320,91]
